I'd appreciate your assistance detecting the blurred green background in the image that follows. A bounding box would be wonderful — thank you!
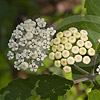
[0,0,89,100]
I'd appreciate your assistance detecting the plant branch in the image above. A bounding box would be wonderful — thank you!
[73,64,89,75]
[91,43,100,74]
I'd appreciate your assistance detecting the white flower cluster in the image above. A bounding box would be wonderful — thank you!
[7,18,56,71]
[96,65,100,75]
[49,27,95,73]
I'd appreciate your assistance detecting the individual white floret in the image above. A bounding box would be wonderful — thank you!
[20,62,28,70]
[24,19,32,24]
[14,61,21,70]
[55,51,62,59]
[42,40,50,50]
[69,36,76,43]
[69,27,78,33]
[56,32,63,38]
[47,27,56,36]
[54,60,61,67]
[98,39,100,43]
[65,43,72,50]
[61,58,67,66]
[85,41,92,49]
[73,32,81,39]
[79,47,87,55]
[62,50,70,58]
[88,48,95,56]
[63,66,71,73]
[32,27,41,35]
[28,21,36,27]
[75,55,82,62]
[83,56,91,64]
[19,37,27,47]
[15,53,24,61]
[53,38,60,45]
[61,37,68,44]
[11,42,19,51]
[49,52,55,60]
[7,51,14,60]
[80,30,88,35]
[77,40,84,47]
[72,46,79,54]
[57,44,64,51]
[24,25,33,32]
[96,65,100,75]
[25,32,33,40]
[52,45,57,52]
[67,56,75,65]
[81,35,88,41]
[63,30,72,37]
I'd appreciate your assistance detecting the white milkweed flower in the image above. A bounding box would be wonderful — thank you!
[25,32,33,40]
[63,66,71,73]
[69,27,78,33]
[61,37,68,44]
[61,58,67,66]
[75,55,82,62]
[96,65,100,75]
[88,48,95,56]
[63,30,72,37]
[65,42,72,50]
[53,38,60,45]
[20,62,29,70]
[56,32,63,38]
[57,44,64,51]
[73,32,81,39]
[49,52,55,60]
[62,50,70,58]
[80,30,88,35]
[81,35,88,41]
[67,56,75,65]
[7,51,14,60]
[69,36,76,43]
[54,60,61,67]
[72,46,79,54]
[7,18,56,71]
[83,56,91,64]
[79,47,87,55]
[98,39,100,43]
[77,40,84,47]
[55,52,62,59]
[85,41,92,49]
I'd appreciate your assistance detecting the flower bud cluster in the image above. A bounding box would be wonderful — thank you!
[7,18,56,71]
[49,27,95,73]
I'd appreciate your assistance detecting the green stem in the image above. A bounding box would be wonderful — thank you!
[73,64,89,75]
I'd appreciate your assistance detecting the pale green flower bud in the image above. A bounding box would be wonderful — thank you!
[61,37,68,44]
[88,48,95,56]
[54,60,61,67]
[56,32,63,38]
[81,35,88,41]
[54,38,60,45]
[25,32,33,40]
[69,27,78,33]
[62,50,70,58]
[57,44,64,51]
[73,32,81,39]
[63,30,72,37]
[50,39,54,46]
[52,45,57,52]
[83,56,91,64]
[20,62,28,70]
[75,55,82,62]
[79,47,87,55]
[63,66,71,73]
[61,58,67,66]
[67,56,75,65]
[80,30,88,35]
[72,46,79,54]
[69,36,76,43]
[55,51,62,59]
[85,41,92,49]
[49,52,55,60]
[65,42,72,50]
[77,40,84,47]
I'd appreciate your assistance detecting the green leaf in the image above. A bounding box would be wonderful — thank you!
[88,89,100,100]
[0,74,73,100]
